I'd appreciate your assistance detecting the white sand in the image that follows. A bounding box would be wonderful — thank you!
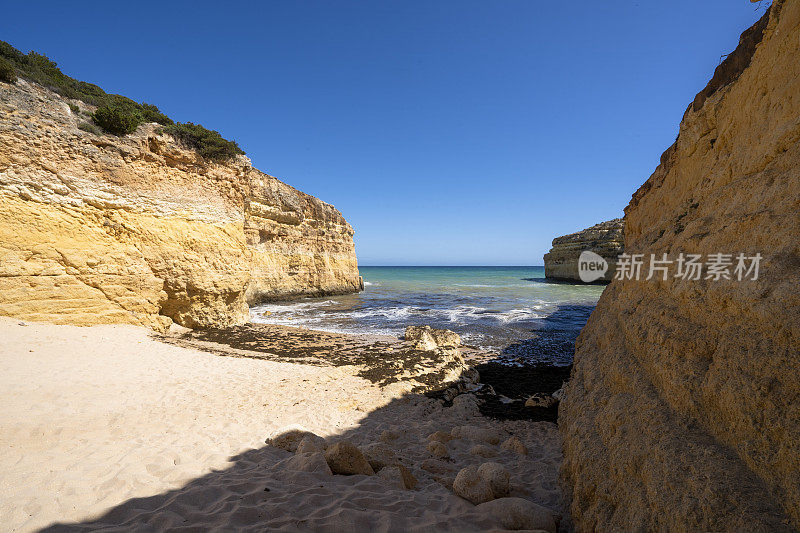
[0,317,564,531]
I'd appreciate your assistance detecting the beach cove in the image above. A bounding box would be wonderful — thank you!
[1,317,564,531]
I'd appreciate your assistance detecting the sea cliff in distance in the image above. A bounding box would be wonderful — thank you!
[543,219,624,282]
[0,47,361,331]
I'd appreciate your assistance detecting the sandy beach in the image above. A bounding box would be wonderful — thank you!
[0,317,564,531]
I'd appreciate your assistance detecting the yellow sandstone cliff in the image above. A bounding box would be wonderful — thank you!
[560,1,800,530]
[0,80,361,330]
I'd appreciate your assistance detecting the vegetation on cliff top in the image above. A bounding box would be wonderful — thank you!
[0,39,244,161]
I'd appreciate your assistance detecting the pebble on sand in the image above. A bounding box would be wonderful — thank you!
[500,436,528,455]
[427,441,450,459]
[469,444,498,458]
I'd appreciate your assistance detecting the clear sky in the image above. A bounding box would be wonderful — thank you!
[1,1,770,265]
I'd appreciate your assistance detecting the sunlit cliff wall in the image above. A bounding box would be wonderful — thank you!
[560,2,800,530]
[0,80,361,330]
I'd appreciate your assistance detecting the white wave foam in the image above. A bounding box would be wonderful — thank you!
[348,306,417,320]
[421,305,546,325]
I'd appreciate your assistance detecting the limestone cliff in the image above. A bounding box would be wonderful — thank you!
[543,219,624,282]
[560,2,800,530]
[0,80,361,330]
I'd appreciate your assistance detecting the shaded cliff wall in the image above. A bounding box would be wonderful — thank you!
[0,80,361,330]
[543,219,624,282]
[560,2,800,531]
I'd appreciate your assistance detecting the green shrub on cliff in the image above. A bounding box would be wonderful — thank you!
[0,57,16,83]
[140,103,173,126]
[164,122,244,161]
[78,121,101,134]
[92,105,141,135]
[0,39,242,154]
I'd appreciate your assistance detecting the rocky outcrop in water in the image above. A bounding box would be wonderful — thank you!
[0,80,361,330]
[543,219,624,282]
[560,2,800,530]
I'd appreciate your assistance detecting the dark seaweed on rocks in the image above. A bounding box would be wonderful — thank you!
[474,363,571,423]
[163,323,465,391]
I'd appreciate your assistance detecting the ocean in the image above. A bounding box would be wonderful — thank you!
[250,266,605,365]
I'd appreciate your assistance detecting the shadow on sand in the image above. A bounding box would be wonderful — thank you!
[41,369,565,531]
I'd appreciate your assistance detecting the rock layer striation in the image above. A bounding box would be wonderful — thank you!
[560,2,800,531]
[543,219,624,282]
[0,80,361,330]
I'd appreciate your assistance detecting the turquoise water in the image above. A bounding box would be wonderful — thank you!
[250,266,606,364]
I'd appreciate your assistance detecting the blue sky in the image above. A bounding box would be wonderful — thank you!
[1,1,770,265]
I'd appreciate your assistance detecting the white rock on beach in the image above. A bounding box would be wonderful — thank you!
[404,325,461,351]
[476,497,557,532]
[324,441,375,476]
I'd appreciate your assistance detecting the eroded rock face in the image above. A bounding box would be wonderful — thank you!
[560,2,800,531]
[543,219,624,282]
[0,80,361,330]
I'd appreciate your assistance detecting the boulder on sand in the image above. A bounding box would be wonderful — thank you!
[296,434,327,454]
[427,441,450,459]
[278,452,332,475]
[324,441,375,475]
[453,462,512,504]
[266,427,323,452]
[453,465,495,504]
[500,436,528,455]
[477,462,510,498]
[360,442,396,471]
[476,497,557,532]
[378,464,418,490]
